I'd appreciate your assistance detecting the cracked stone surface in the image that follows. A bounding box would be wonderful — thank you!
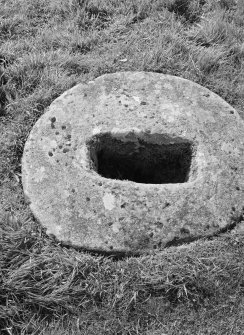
[22,72,244,253]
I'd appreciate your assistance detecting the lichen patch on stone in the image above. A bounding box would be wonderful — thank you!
[92,127,102,135]
[103,193,116,211]
[112,221,121,233]
[33,166,46,183]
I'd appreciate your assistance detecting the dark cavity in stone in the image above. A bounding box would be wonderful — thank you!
[87,132,195,184]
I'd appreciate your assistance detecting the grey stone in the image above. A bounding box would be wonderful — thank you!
[22,72,244,253]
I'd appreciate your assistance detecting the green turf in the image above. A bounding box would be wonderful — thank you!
[1,0,244,334]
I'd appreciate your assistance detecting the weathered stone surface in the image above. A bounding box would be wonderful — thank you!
[22,72,244,253]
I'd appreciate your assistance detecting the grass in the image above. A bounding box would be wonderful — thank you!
[0,0,244,334]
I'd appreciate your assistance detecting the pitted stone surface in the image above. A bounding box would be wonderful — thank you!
[22,72,244,253]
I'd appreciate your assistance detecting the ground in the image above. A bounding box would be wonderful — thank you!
[0,0,244,334]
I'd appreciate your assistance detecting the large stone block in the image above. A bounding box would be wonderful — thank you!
[22,72,244,253]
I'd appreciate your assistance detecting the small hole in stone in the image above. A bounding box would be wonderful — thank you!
[180,227,190,234]
[87,132,195,184]
[62,125,66,129]
[236,187,240,191]
[230,110,234,114]
[63,148,69,153]
[55,132,59,135]
[48,152,53,157]
[86,197,90,201]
